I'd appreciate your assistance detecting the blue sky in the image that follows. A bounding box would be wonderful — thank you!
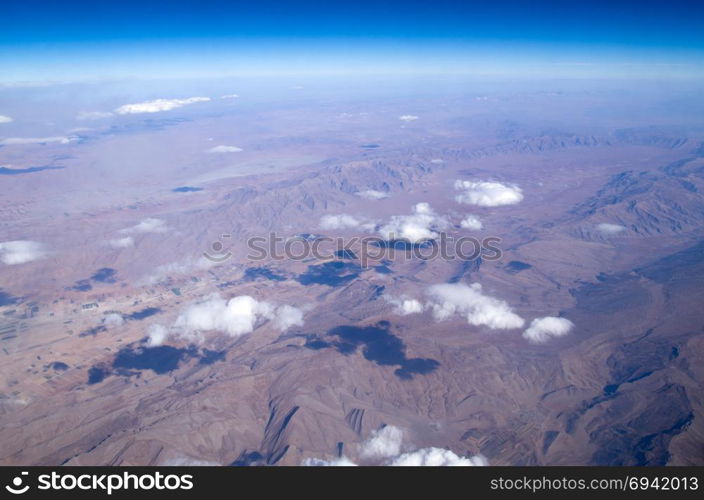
[2,0,703,82]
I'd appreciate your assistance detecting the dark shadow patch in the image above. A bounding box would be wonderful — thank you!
[127,307,161,320]
[297,261,362,287]
[172,186,204,193]
[112,344,226,375]
[231,451,265,466]
[306,322,439,380]
[243,267,287,282]
[70,279,92,292]
[0,289,18,306]
[0,165,64,175]
[505,260,532,274]
[47,361,69,371]
[87,364,109,385]
[198,349,227,365]
[79,325,107,337]
[91,267,118,283]
[373,264,393,274]
[360,144,380,149]
[335,249,357,260]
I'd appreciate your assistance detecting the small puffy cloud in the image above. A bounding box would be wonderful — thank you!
[0,240,46,265]
[319,214,367,230]
[301,457,357,466]
[523,316,574,344]
[430,159,444,164]
[0,115,13,123]
[102,313,125,327]
[596,223,626,235]
[140,256,214,285]
[207,145,243,153]
[108,236,134,248]
[460,215,483,230]
[399,115,419,122]
[454,180,523,207]
[378,202,447,243]
[358,425,404,460]
[147,324,169,347]
[385,296,424,316]
[119,218,167,235]
[115,97,210,115]
[0,136,74,146]
[355,190,389,200]
[388,448,489,466]
[148,293,304,346]
[304,425,487,467]
[220,94,240,99]
[77,111,113,120]
[426,283,524,330]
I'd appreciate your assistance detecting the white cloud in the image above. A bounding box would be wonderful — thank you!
[148,293,303,346]
[119,218,167,235]
[358,425,404,460]
[385,296,424,316]
[76,111,113,120]
[430,159,444,164]
[388,448,489,466]
[319,214,367,230]
[102,313,125,327]
[426,283,525,330]
[140,256,214,285]
[454,180,523,207]
[108,236,134,248]
[0,115,13,123]
[0,136,74,146]
[0,240,46,265]
[220,94,240,99]
[460,215,483,230]
[207,145,243,153]
[399,115,419,122]
[301,457,357,466]
[596,223,626,235]
[115,97,210,115]
[304,425,487,467]
[378,202,447,243]
[355,190,389,200]
[522,316,574,344]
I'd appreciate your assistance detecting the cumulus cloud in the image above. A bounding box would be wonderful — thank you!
[399,115,419,122]
[355,190,389,200]
[454,180,524,207]
[460,215,483,230]
[115,97,210,115]
[378,202,447,243]
[102,313,125,327]
[304,425,487,467]
[426,283,524,330]
[207,145,243,153]
[140,256,214,285]
[319,214,369,231]
[596,223,626,235]
[430,159,444,164]
[522,316,574,344]
[0,136,74,146]
[108,236,134,248]
[119,218,167,235]
[0,115,13,123]
[388,448,489,466]
[76,111,113,120]
[358,425,404,460]
[147,293,303,346]
[220,94,240,99]
[385,296,424,316]
[0,240,46,265]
